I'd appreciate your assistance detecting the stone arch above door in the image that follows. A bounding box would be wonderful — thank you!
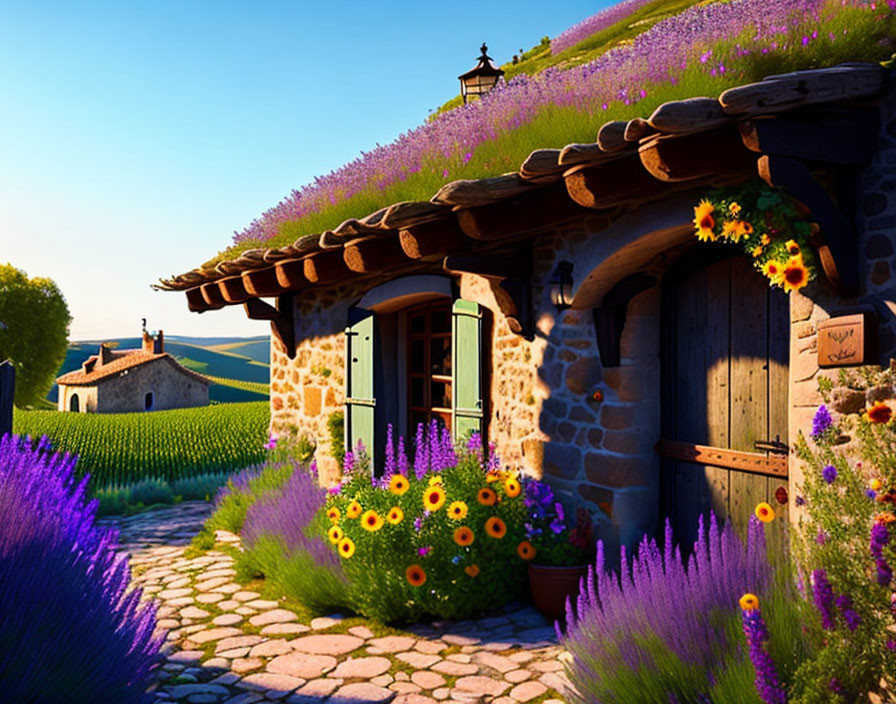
[356,275,453,313]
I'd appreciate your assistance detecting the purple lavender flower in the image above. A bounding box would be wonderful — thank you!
[383,424,395,480]
[427,421,441,471]
[812,404,833,438]
[487,442,500,472]
[822,464,838,484]
[440,426,457,469]
[867,489,878,500]
[816,530,828,545]
[418,545,432,557]
[835,594,861,631]
[413,516,423,533]
[795,495,806,507]
[466,431,483,455]
[397,436,409,476]
[741,606,787,704]
[266,434,278,450]
[812,568,836,629]
[871,520,893,586]
[343,450,355,474]
[413,423,428,479]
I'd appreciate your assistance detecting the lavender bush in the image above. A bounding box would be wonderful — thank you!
[550,0,656,54]
[0,434,161,702]
[562,513,807,703]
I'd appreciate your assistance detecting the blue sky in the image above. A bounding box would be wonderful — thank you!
[0,0,601,340]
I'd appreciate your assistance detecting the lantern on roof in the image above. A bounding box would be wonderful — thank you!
[458,43,504,104]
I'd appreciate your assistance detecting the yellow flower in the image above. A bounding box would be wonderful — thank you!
[326,507,340,523]
[386,506,404,525]
[423,485,446,512]
[785,239,801,256]
[485,516,507,539]
[728,202,742,216]
[739,593,760,611]
[871,478,883,492]
[389,475,409,496]
[694,199,716,242]
[337,537,355,558]
[755,502,775,523]
[761,260,785,286]
[328,525,343,544]
[428,475,444,487]
[760,234,771,246]
[464,564,480,577]
[721,220,740,241]
[406,564,427,587]
[453,526,475,546]
[781,256,809,293]
[477,488,497,506]
[485,471,500,483]
[865,401,892,424]
[503,477,521,498]
[448,501,468,520]
[361,510,384,532]
[751,245,764,258]
[517,541,536,560]
[346,500,362,519]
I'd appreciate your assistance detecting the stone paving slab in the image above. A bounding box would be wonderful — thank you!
[108,501,573,703]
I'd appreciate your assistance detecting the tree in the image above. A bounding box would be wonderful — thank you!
[0,264,71,407]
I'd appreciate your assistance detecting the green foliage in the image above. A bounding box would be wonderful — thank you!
[269,426,316,465]
[327,452,529,623]
[129,478,175,506]
[0,264,71,407]
[328,411,345,469]
[13,401,268,487]
[92,471,231,516]
[790,369,896,701]
[205,462,295,534]
[171,472,233,501]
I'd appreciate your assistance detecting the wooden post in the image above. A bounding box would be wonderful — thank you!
[0,361,14,438]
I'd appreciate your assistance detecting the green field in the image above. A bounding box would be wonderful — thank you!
[13,401,269,488]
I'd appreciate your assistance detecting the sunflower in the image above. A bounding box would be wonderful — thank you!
[464,564,480,577]
[785,239,801,256]
[389,475,409,496]
[754,502,775,523]
[761,260,785,286]
[781,256,809,293]
[453,526,474,546]
[386,506,404,525]
[742,221,753,235]
[477,488,497,506]
[346,500,362,519]
[503,477,521,497]
[865,401,893,424]
[517,541,536,560]
[328,525,344,544]
[337,537,355,558]
[428,475,444,487]
[423,485,446,512]
[406,564,427,587]
[485,516,507,539]
[361,510,384,532]
[447,501,468,520]
[693,199,716,241]
[326,507,340,523]
[739,593,760,611]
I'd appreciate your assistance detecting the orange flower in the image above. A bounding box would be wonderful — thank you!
[694,200,716,242]
[464,564,480,577]
[754,502,775,523]
[326,507,340,523]
[337,537,355,558]
[477,488,497,506]
[781,256,809,293]
[785,239,801,256]
[870,479,883,492]
[485,516,507,539]
[761,260,785,286]
[721,220,740,241]
[346,500,362,519]
[361,510,384,532]
[728,202,742,216]
[453,526,474,546]
[751,245,764,258]
[485,471,500,483]
[406,564,426,587]
[386,506,404,525]
[874,512,896,525]
[328,525,343,544]
[389,475,409,496]
[503,477,521,497]
[760,234,771,246]
[739,593,760,611]
[517,541,536,560]
[865,401,892,424]
[423,485,446,512]
[742,221,754,235]
[448,501,468,520]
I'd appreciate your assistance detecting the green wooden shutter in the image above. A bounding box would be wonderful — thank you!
[452,299,483,442]
[345,308,376,463]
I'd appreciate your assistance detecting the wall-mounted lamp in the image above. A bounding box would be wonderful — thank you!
[548,261,574,312]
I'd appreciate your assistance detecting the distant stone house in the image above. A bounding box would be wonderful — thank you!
[56,330,210,413]
[160,63,896,553]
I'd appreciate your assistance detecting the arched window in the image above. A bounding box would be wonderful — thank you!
[69,394,79,412]
[145,392,154,411]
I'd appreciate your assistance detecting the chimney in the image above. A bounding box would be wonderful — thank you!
[142,331,154,354]
[98,344,114,367]
[154,330,164,354]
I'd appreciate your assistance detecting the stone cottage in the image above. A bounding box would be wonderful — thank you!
[56,330,210,413]
[159,63,896,552]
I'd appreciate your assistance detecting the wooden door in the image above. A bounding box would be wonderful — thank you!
[660,251,789,545]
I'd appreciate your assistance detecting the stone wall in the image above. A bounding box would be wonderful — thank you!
[93,359,208,413]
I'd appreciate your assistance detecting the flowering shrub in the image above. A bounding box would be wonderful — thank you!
[0,434,161,702]
[693,180,816,292]
[792,368,896,700]
[562,512,807,703]
[325,425,533,623]
[524,480,593,566]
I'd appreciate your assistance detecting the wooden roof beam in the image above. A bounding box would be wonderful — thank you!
[639,125,757,183]
[399,218,470,260]
[186,286,220,313]
[242,266,285,298]
[564,153,669,210]
[344,235,409,274]
[218,275,253,304]
[304,249,353,285]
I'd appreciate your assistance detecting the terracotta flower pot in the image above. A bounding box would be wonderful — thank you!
[528,563,589,620]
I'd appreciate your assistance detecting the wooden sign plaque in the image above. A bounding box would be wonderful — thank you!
[817,312,877,368]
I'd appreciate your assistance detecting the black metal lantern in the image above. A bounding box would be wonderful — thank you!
[458,43,505,104]
[549,261,574,311]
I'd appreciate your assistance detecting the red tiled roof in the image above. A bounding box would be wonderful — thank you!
[56,350,210,387]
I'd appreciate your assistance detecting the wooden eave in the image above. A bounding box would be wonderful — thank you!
[156,63,889,314]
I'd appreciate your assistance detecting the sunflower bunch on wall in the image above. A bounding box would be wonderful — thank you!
[693,180,816,293]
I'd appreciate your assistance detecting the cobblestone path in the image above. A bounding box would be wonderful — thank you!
[105,502,574,704]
